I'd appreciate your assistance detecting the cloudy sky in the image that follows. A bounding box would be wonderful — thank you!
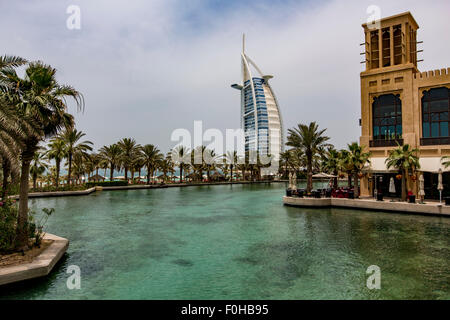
[1,0,449,153]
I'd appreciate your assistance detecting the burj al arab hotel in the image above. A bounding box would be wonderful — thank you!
[231,35,284,173]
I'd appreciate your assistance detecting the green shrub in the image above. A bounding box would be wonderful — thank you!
[0,200,17,253]
[0,200,54,253]
[86,181,128,188]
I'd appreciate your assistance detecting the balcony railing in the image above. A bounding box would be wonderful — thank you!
[420,137,450,146]
[369,139,403,147]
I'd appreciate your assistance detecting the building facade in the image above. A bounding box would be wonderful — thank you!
[359,12,450,199]
[231,36,283,173]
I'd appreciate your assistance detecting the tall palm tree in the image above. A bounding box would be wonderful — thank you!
[225,151,239,181]
[385,144,420,201]
[99,144,121,181]
[339,149,353,188]
[322,147,341,189]
[30,147,48,190]
[158,156,174,182]
[204,149,217,182]
[287,122,330,193]
[46,138,67,187]
[0,56,32,200]
[59,128,93,186]
[170,145,190,183]
[141,144,163,184]
[118,138,140,183]
[346,142,371,198]
[4,61,83,249]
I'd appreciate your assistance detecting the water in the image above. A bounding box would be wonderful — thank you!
[1,183,449,299]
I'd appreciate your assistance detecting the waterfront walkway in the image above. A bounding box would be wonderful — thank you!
[283,196,450,217]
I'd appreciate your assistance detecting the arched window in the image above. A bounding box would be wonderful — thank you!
[372,94,402,145]
[422,87,450,142]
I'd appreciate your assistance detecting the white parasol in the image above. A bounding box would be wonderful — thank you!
[389,177,396,194]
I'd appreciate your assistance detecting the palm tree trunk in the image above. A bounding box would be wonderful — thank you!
[67,153,73,186]
[354,172,359,198]
[230,165,233,182]
[147,167,151,185]
[110,163,114,181]
[180,165,183,183]
[55,160,60,188]
[333,170,338,189]
[347,172,352,187]
[124,167,128,184]
[17,146,35,249]
[33,173,37,190]
[401,170,407,201]
[1,158,10,201]
[306,157,313,193]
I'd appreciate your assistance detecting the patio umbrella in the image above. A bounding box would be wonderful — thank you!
[438,168,443,204]
[418,174,425,199]
[292,172,297,190]
[389,177,396,194]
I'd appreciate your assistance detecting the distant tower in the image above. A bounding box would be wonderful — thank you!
[231,34,284,173]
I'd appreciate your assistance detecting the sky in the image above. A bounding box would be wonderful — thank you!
[1,0,449,153]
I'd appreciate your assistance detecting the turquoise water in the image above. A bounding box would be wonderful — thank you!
[1,183,449,299]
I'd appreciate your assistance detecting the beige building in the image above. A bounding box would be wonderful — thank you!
[359,12,450,199]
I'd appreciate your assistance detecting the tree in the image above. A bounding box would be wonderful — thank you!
[30,148,48,190]
[385,144,420,201]
[0,56,33,200]
[99,144,121,181]
[141,144,162,184]
[441,156,450,169]
[4,61,83,249]
[287,122,330,193]
[204,148,217,182]
[46,138,67,187]
[224,151,238,181]
[322,147,341,189]
[346,142,371,198]
[59,128,93,186]
[170,146,190,183]
[158,156,174,182]
[118,138,140,183]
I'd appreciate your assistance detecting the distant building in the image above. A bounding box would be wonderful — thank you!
[359,12,450,198]
[231,35,283,173]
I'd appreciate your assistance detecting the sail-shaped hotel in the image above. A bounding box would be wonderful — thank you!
[231,36,283,174]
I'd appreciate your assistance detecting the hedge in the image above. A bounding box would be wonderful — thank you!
[86,181,128,188]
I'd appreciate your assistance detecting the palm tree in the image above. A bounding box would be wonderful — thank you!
[322,147,341,189]
[0,56,33,200]
[346,142,371,198]
[441,156,450,169]
[204,149,218,182]
[339,149,353,188]
[46,138,67,187]
[59,128,93,186]
[4,61,83,249]
[30,148,48,190]
[225,151,239,182]
[170,146,190,183]
[158,156,174,182]
[287,122,330,193]
[118,138,140,183]
[141,144,163,184]
[99,144,122,181]
[385,144,420,201]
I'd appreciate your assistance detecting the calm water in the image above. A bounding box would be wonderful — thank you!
[1,183,449,300]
